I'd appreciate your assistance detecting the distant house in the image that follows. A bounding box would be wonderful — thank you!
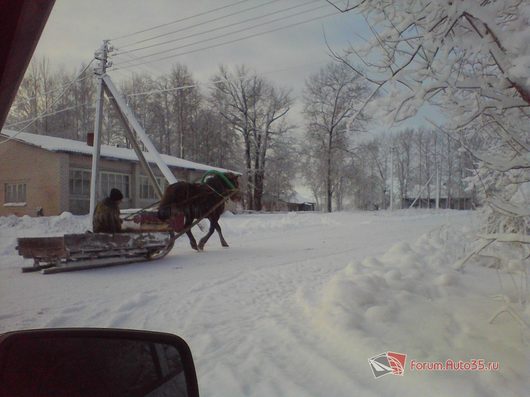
[401,196,475,210]
[0,130,238,216]
[261,192,315,212]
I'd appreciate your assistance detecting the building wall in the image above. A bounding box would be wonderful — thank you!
[1,139,235,217]
[69,154,206,210]
[59,153,70,213]
[0,140,62,216]
[69,153,137,211]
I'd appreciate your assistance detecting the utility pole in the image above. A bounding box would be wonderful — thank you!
[89,40,111,217]
[389,146,394,211]
[435,160,440,210]
[88,41,178,221]
[435,141,440,210]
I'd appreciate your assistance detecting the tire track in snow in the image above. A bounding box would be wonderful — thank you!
[168,213,469,396]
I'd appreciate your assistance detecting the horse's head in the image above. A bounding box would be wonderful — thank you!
[224,172,241,202]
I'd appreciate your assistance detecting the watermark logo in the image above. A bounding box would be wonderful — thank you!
[369,351,500,379]
[368,351,407,378]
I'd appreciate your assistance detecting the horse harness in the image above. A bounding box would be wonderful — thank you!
[161,172,237,219]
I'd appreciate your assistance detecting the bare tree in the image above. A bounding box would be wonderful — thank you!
[263,136,298,210]
[357,137,390,209]
[7,57,96,139]
[303,61,369,212]
[192,105,242,171]
[7,57,50,134]
[211,65,292,210]
[166,64,200,158]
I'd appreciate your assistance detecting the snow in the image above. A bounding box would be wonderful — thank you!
[2,202,27,207]
[0,210,528,396]
[0,129,237,174]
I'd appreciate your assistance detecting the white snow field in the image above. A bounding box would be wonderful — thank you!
[0,210,528,397]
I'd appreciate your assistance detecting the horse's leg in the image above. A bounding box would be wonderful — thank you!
[184,215,198,251]
[215,223,229,247]
[198,216,218,251]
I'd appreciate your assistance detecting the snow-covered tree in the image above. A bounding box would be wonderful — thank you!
[210,65,293,210]
[330,0,530,310]
[332,0,529,214]
[303,61,369,212]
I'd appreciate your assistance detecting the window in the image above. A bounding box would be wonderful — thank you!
[69,169,91,214]
[69,169,91,196]
[138,176,166,200]
[100,172,130,199]
[68,169,131,214]
[4,183,26,204]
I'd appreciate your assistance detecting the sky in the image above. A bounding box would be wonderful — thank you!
[32,0,437,137]
[35,0,364,95]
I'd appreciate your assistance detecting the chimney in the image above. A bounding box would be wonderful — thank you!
[86,132,94,146]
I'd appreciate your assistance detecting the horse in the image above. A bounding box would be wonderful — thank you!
[157,172,240,251]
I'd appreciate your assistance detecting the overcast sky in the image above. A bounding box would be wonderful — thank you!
[33,0,435,133]
[35,1,362,91]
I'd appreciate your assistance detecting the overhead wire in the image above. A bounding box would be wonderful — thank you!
[109,0,252,42]
[114,3,331,63]
[115,51,167,76]
[3,102,94,129]
[115,0,282,47]
[112,9,341,71]
[2,2,342,145]
[1,60,95,145]
[115,0,323,56]
[124,59,327,98]
[15,75,92,105]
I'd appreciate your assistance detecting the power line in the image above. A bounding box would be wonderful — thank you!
[1,61,95,145]
[116,0,323,56]
[0,102,94,145]
[109,0,252,42]
[117,51,167,76]
[115,3,328,62]
[4,102,94,129]
[15,75,92,105]
[113,9,340,70]
[116,0,284,49]
[124,59,327,98]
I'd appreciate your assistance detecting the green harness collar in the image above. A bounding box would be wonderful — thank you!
[200,170,236,190]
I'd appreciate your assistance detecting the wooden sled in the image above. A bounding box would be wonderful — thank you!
[17,231,176,274]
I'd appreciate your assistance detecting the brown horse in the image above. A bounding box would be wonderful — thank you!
[158,172,240,251]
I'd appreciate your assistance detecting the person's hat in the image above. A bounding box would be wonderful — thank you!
[110,188,123,201]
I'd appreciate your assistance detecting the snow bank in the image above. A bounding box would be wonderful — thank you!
[298,223,529,397]
[0,213,90,265]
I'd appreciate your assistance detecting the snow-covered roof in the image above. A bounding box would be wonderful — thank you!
[1,129,238,174]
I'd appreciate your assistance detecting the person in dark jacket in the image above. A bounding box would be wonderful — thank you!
[92,188,123,233]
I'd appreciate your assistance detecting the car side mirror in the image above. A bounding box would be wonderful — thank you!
[0,328,199,397]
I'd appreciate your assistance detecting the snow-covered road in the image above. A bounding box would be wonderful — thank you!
[0,210,527,396]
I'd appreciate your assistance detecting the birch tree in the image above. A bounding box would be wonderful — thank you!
[166,64,200,159]
[303,61,369,212]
